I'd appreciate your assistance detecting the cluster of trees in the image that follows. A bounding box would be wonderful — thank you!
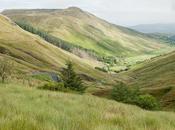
[40,61,86,93]
[111,83,160,110]
[16,21,99,59]
[95,56,117,73]
[16,21,74,51]
[96,56,131,73]
[99,56,118,65]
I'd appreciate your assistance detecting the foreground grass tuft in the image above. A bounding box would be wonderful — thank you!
[0,84,175,130]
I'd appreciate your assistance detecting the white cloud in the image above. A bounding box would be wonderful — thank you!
[172,0,175,10]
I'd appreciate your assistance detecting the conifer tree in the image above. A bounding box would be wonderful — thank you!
[61,61,86,93]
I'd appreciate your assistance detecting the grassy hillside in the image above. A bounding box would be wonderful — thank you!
[0,14,111,83]
[124,51,175,110]
[2,7,171,58]
[0,83,175,130]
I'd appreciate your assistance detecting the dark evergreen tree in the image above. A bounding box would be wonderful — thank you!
[61,61,86,93]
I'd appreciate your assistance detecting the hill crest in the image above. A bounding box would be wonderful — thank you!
[2,7,171,58]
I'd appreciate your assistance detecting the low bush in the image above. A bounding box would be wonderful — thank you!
[135,95,160,110]
[39,82,69,92]
[111,83,131,102]
[111,83,160,110]
[111,83,140,103]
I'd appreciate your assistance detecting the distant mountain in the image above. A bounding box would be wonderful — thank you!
[130,23,175,34]
[2,7,169,58]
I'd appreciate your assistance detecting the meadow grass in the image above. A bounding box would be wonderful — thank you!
[0,83,175,130]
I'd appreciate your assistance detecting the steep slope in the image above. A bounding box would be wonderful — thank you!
[0,14,108,81]
[2,7,170,57]
[125,51,175,110]
[1,83,175,130]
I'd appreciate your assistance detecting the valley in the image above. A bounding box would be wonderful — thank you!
[0,6,175,130]
[2,8,173,73]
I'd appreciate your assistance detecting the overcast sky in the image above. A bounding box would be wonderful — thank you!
[0,0,175,26]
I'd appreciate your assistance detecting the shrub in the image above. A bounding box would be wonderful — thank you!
[111,83,130,102]
[111,83,140,103]
[135,95,160,110]
[39,82,68,92]
[111,83,159,110]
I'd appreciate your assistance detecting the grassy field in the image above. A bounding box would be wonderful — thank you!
[0,83,175,130]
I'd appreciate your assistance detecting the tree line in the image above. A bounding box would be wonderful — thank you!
[16,21,100,59]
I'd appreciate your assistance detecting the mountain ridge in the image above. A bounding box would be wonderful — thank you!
[2,7,170,58]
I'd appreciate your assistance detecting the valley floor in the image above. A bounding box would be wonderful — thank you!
[0,84,175,130]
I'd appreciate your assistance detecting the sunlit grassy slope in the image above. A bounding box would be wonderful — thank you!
[2,7,171,57]
[125,51,175,110]
[0,83,175,130]
[0,14,108,81]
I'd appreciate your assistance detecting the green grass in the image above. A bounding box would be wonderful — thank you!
[32,74,52,82]
[0,83,175,130]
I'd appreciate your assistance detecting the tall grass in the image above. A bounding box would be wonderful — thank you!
[0,83,175,130]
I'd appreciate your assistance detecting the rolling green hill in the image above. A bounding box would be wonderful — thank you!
[2,7,171,58]
[124,51,175,110]
[0,14,110,83]
[0,83,175,130]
